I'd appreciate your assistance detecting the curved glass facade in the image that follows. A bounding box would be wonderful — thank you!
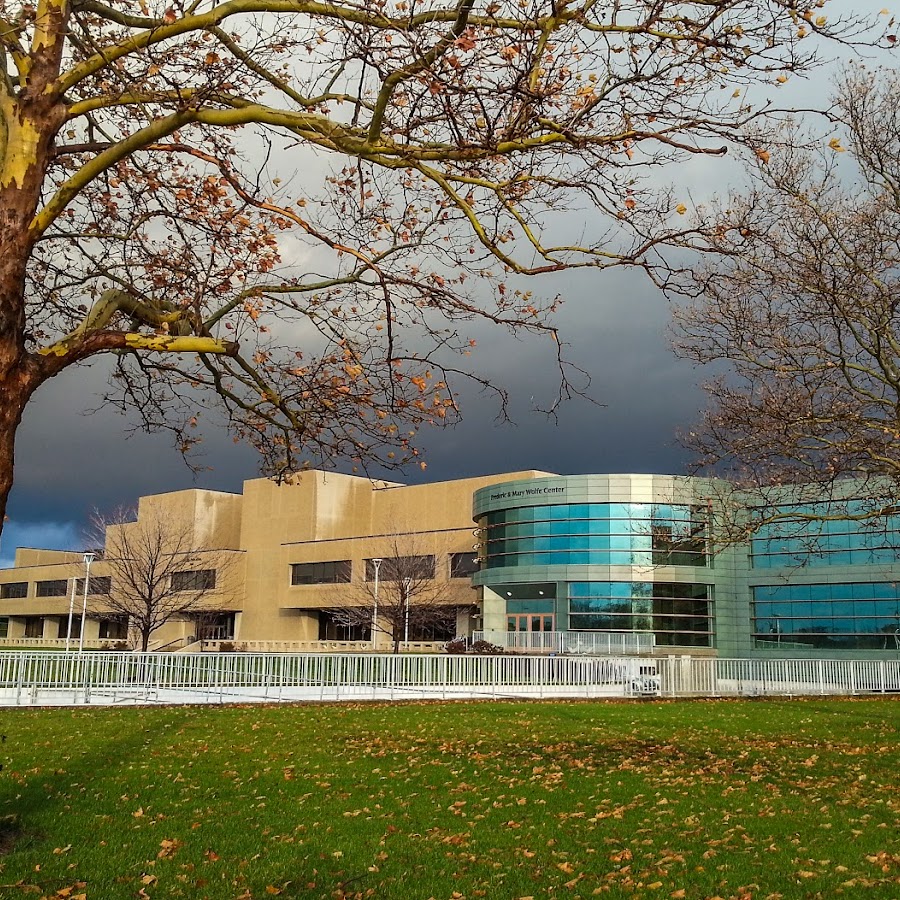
[751,501,900,568]
[752,583,900,650]
[474,474,900,657]
[570,582,713,647]
[479,503,708,568]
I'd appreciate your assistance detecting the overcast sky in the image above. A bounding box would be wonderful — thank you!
[1,1,893,565]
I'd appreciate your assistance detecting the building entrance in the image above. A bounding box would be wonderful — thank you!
[507,614,555,633]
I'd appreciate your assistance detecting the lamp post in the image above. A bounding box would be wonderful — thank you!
[78,552,95,653]
[404,586,410,646]
[65,576,77,651]
[371,557,382,652]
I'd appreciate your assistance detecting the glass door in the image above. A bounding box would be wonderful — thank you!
[507,614,555,632]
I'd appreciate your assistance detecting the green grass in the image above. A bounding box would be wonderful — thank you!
[0,699,897,899]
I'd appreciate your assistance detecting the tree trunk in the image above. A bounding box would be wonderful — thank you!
[0,76,69,539]
[141,629,151,652]
[0,190,46,541]
[0,368,29,538]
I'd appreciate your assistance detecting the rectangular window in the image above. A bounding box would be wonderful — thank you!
[290,560,351,585]
[75,576,111,595]
[752,581,900,650]
[0,617,7,638]
[36,579,68,597]
[365,556,435,581]
[99,617,128,640]
[57,617,81,639]
[23,616,43,638]
[171,569,216,592]
[0,582,27,599]
[450,552,479,578]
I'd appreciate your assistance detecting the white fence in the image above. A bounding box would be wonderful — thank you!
[0,651,897,706]
[473,630,656,655]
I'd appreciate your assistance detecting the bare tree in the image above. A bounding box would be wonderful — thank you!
[0,0,871,534]
[672,68,900,532]
[328,535,469,652]
[88,507,235,651]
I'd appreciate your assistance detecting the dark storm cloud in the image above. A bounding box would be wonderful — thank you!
[5,260,700,555]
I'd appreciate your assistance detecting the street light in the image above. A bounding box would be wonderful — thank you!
[404,586,410,646]
[78,552,95,653]
[65,576,77,652]
[371,558,383,652]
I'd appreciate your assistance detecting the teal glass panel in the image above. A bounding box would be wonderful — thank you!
[507,599,555,614]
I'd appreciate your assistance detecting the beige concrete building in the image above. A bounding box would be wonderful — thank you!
[0,470,549,650]
[3,469,900,658]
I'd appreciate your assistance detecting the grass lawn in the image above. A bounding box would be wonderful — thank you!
[0,698,897,900]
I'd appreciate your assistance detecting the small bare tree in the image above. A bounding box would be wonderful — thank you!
[328,535,467,653]
[88,507,234,651]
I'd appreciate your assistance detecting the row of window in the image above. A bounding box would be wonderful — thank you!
[486,520,708,538]
[754,582,900,602]
[754,531,900,554]
[290,554,478,586]
[750,502,900,569]
[751,500,900,534]
[753,631,900,651]
[0,570,216,599]
[19,615,128,640]
[751,582,900,649]
[317,609,457,643]
[484,535,706,553]
[752,548,900,569]
[565,582,715,648]
[483,504,708,525]
[482,550,707,568]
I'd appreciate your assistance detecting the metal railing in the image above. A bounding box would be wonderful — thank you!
[473,630,656,655]
[0,651,896,706]
[199,640,445,653]
[0,637,110,649]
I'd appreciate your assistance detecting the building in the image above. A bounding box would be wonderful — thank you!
[0,470,898,657]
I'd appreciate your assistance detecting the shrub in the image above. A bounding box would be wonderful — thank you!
[470,640,504,655]
[444,638,468,654]
[218,641,235,653]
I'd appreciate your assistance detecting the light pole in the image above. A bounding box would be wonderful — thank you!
[65,576,77,651]
[371,557,382,652]
[404,586,410,646]
[78,552,95,653]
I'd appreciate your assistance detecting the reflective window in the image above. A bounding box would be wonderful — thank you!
[481,503,708,569]
[365,556,435,581]
[171,569,216,592]
[567,581,714,647]
[0,582,27,599]
[36,580,68,597]
[290,561,351,585]
[750,501,900,569]
[752,582,900,650]
[75,576,111,595]
[450,552,480,578]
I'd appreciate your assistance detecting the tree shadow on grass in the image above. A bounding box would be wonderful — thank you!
[0,707,195,889]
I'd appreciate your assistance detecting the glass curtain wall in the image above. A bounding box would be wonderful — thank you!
[479,503,709,568]
[752,583,900,650]
[569,582,714,647]
[751,500,900,568]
